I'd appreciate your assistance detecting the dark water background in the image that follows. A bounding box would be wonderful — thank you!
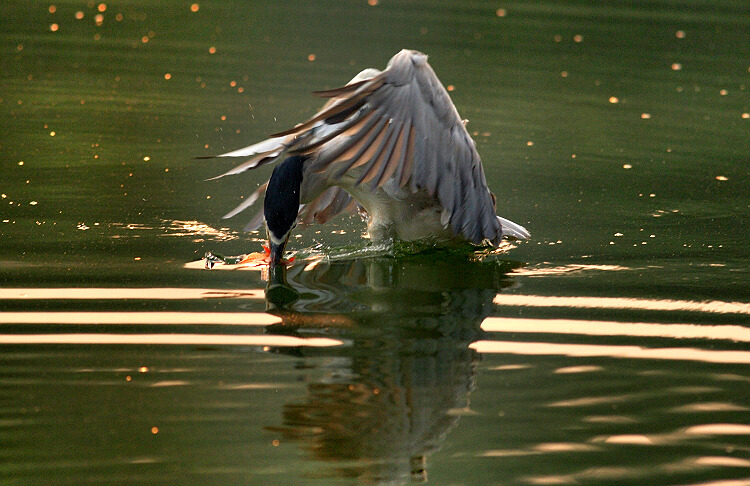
[1,1,749,485]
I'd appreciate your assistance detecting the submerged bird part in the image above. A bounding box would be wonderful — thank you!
[264,155,306,265]
[206,49,529,265]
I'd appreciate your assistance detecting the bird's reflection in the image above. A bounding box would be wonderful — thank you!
[262,253,519,484]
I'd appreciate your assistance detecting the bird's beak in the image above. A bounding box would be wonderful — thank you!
[267,236,288,267]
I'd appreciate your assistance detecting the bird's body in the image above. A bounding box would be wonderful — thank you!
[208,49,529,265]
[302,160,457,243]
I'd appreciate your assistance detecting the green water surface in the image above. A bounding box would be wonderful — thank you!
[1,1,749,485]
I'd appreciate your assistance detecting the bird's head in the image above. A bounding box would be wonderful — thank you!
[263,155,306,267]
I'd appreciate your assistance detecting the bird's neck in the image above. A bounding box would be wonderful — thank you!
[263,155,306,244]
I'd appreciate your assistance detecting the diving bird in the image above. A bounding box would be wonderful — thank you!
[207,49,529,266]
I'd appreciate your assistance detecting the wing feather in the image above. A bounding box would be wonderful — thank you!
[312,75,384,98]
[222,182,268,219]
[366,120,404,189]
[308,110,380,173]
[269,89,375,138]
[298,187,357,226]
[206,49,513,244]
[242,209,266,233]
[398,122,416,188]
[357,120,400,186]
[328,115,389,178]
[291,107,370,155]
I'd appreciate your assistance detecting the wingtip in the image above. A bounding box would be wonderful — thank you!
[269,123,304,138]
[497,216,530,241]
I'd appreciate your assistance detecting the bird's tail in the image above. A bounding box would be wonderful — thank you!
[497,216,530,240]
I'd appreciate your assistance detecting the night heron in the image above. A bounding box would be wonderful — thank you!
[207,49,529,266]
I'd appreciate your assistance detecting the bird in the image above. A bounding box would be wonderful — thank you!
[206,49,529,266]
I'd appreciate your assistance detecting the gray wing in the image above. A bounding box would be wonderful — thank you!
[209,49,517,244]
[284,49,504,245]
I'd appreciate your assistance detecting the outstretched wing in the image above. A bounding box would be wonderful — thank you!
[207,49,517,244]
[283,49,504,245]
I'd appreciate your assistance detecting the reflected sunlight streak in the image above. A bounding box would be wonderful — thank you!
[678,480,750,486]
[470,341,750,364]
[511,264,630,277]
[109,220,240,241]
[481,317,750,342]
[0,333,343,347]
[493,294,750,315]
[0,312,280,325]
[0,288,264,300]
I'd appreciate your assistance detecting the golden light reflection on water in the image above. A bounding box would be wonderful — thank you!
[584,423,750,453]
[0,312,279,325]
[528,469,748,486]
[183,257,271,272]
[554,365,603,374]
[107,220,240,241]
[684,424,750,435]
[493,294,750,315]
[481,317,750,342]
[480,444,750,485]
[511,264,630,277]
[680,479,750,486]
[470,341,750,364]
[526,448,750,485]
[669,402,749,413]
[0,333,342,347]
[0,288,264,300]
[549,394,644,408]
[480,442,599,458]
[602,434,653,445]
[158,220,239,241]
[534,443,599,453]
[583,416,638,424]
[694,456,750,467]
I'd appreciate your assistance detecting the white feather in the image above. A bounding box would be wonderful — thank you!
[497,216,530,240]
[216,136,287,158]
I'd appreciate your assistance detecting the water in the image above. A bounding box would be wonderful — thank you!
[1,1,749,485]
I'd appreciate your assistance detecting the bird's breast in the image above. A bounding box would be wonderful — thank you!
[339,173,455,243]
[300,155,459,243]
